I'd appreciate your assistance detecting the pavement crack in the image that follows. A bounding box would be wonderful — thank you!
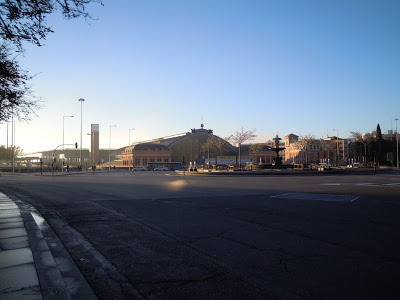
[143,272,224,297]
[0,286,41,295]
[233,215,400,263]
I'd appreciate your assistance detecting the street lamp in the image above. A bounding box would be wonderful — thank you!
[395,118,399,169]
[128,128,135,171]
[109,125,117,171]
[78,98,85,170]
[62,115,74,173]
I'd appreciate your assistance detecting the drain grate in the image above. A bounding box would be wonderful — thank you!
[271,193,359,203]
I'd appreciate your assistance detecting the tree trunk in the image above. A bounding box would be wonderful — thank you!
[364,144,367,164]
[239,144,241,170]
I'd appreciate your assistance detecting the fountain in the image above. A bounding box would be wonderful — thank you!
[270,134,285,167]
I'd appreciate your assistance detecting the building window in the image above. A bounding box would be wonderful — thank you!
[164,158,169,162]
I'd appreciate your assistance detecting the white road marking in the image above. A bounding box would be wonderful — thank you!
[356,183,386,187]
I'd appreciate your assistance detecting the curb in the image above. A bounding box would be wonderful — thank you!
[4,192,97,299]
[14,198,71,299]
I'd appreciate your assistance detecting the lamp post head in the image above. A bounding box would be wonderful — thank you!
[78,98,85,102]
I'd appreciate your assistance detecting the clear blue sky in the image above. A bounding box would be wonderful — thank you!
[3,0,399,153]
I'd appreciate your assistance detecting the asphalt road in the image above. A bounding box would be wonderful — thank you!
[1,171,400,299]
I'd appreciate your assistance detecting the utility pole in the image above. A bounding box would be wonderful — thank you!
[78,98,85,170]
[62,115,74,173]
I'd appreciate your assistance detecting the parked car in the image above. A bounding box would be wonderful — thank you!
[153,166,169,171]
[132,166,147,171]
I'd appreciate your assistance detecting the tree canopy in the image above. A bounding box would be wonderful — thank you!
[0,0,103,121]
[229,127,256,168]
[0,43,37,121]
[0,144,23,160]
[297,134,316,164]
[229,127,256,146]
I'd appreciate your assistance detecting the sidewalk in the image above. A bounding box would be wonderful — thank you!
[0,192,96,299]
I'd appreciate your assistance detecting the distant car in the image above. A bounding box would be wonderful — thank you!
[133,166,147,171]
[154,166,169,171]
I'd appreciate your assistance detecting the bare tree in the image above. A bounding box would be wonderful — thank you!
[350,131,374,164]
[0,44,39,121]
[0,0,103,49]
[209,135,230,166]
[298,134,316,165]
[320,139,336,163]
[229,127,256,169]
[249,143,264,164]
[0,0,103,121]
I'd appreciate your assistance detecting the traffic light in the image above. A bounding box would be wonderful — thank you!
[75,142,78,148]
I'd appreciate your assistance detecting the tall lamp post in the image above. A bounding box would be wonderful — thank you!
[395,118,399,169]
[62,115,74,173]
[109,125,116,171]
[78,98,85,170]
[128,128,135,171]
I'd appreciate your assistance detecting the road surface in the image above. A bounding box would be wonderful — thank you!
[1,171,399,298]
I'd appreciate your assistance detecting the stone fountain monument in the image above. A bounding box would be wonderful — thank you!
[270,134,285,167]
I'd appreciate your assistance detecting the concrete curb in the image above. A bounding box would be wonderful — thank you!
[15,199,71,299]
[3,192,97,299]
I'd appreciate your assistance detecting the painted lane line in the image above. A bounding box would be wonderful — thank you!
[356,183,385,187]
